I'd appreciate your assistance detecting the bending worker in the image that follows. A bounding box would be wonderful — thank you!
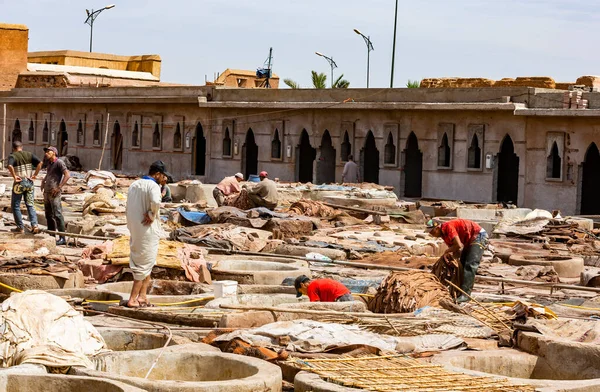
[295,275,353,302]
[426,218,488,303]
[245,171,278,210]
[213,172,243,206]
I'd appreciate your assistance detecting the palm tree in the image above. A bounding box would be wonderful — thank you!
[284,78,301,89]
[311,71,327,89]
[406,80,420,88]
[333,74,350,89]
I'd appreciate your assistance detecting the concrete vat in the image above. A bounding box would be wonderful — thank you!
[96,280,213,306]
[96,329,217,351]
[0,373,145,392]
[211,259,311,285]
[71,345,282,392]
[508,254,584,278]
[0,271,84,294]
[432,349,600,391]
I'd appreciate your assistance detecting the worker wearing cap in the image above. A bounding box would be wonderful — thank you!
[426,218,488,303]
[295,275,353,302]
[125,160,171,308]
[41,146,70,245]
[245,171,278,210]
[213,173,244,207]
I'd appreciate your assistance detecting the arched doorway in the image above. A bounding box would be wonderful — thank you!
[242,129,259,179]
[316,130,336,184]
[581,143,600,214]
[403,132,422,197]
[296,130,316,183]
[193,123,206,175]
[496,135,519,204]
[57,120,68,156]
[361,131,379,184]
[111,121,123,170]
[12,120,22,143]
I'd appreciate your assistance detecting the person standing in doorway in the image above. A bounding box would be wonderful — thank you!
[7,141,43,234]
[342,154,360,183]
[125,161,170,308]
[41,146,70,245]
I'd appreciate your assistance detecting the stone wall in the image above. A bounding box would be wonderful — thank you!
[0,24,28,91]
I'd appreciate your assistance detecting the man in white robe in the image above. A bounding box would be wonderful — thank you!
[125,161,171,308]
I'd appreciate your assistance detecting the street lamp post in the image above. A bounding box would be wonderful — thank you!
[390,0,398,88]
[84,4,116,52]
[354,29,374,88]
[315,52,338,88]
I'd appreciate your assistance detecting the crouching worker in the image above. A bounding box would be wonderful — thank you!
[245,171,278,210]
[426,218,488,303]
[213,172,243,206]
[295,275,353,302]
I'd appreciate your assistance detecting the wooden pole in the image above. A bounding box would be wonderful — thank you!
[2,104,6,169]
[97,112,110,170]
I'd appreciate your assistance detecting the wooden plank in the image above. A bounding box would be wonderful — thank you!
[107,306,221,327]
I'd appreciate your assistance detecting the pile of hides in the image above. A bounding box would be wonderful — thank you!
[80,236,211,283]
[0,256,78,280]
[170,224,271,252]
[223,189,254,210]
[206,320,463,354]
[431,254,462,298]
[82,188,124,216]
[85,170,117,191]
[515,265,560,283]
[287,200,337,217]
[0,291,106,368]
[368,271,452,313]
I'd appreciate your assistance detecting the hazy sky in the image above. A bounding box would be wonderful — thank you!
[3,0,599,88]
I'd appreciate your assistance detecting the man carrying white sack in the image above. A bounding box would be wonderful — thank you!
[125,160,171,308]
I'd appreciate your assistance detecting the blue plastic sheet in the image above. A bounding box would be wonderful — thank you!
[178,207,211,225]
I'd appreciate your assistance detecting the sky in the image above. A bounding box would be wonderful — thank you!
[3,0,600,88]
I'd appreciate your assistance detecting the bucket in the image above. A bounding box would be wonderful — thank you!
[212,280,238,298]
[248,175,260,183]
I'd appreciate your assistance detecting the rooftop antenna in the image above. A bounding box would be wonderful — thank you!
[256,47,273,88]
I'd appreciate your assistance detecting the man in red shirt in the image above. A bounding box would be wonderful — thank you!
[427,218,488,303]
[294,275,353,302]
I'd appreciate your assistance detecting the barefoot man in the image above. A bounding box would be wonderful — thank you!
[125,161,170,308]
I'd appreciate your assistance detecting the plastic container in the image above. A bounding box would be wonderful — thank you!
[248,174,260,183]
[212,280,238,298]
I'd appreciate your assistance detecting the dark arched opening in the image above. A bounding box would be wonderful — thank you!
[496,135,519,204]
[174,123,182,150]
[271,129,282,159]
[581,143,600,214]
[12,120,21,143]
[58,120,68,155]
[361,131,379,184]
[316,130,336,184]
[438,132,450,167]
[296,130,316,183]
[193,123,206,175]
[242,128,258,179]
[111,121,123,170]
[341,131,351,161]
[384,132,396,165]
[547,141,561,179]
[404,132,423,197]
[222,128,232,156]
[467,134,481,169]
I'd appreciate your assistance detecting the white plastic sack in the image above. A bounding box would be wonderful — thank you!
[0,291,107,368]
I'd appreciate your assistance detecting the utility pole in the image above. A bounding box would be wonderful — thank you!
[316,52,338,88]
[354,29,374,88]
[84,4,115,52]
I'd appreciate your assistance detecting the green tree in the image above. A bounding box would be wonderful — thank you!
[311,71,328,89]
[283,78,301,89]
[406,80,420,88]
[333,74,350,89]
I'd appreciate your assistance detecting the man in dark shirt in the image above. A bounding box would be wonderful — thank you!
[7,141,43,234]
[41,146,70,245]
